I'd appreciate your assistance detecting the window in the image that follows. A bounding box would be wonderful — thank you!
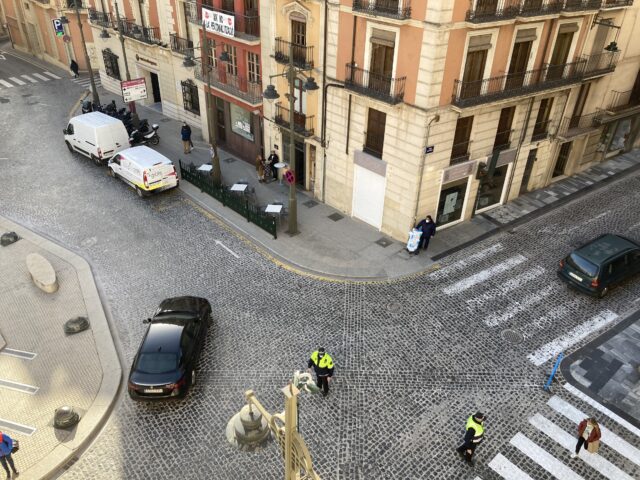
[65,123,74,135]
[247,52,260,84]
[222,0,234,12]
[461,35,491,99]
[369,29,394,95]
[364,108,386,158]
[207,38,217,69]
[230,103,254,141]
[493,107,515,152]
[553,141,572,178]
[506,28,536,89]
[181,80,200,115]
[532,98,553,140]
[102,49,121,80]
[547,23,578,80]
[451,116,473,164]
[292,19,306,46]
[225,45,237,76]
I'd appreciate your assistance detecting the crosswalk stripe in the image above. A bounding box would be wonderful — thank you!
[8,76,25,85]
[548,395,640,466]
[484,284,554,327]
[32,73,50,81]
[429,243,505,280]
[510,432,584,479]
[443,254,527,295]
[21,74,37,83]
[467,267,545,307]
[530,413,634,480]
[43,71,61,79]
[0,79,13,88]
[489,453,533,479]
[527,310,617,366]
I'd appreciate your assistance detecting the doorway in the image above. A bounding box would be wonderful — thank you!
[553,142,572,178]
[520,148,537,194]
[150,72,161,103]
[283,133,305,187]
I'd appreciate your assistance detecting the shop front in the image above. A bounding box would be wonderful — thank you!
[212,95,263,162]
[436,160,476,227]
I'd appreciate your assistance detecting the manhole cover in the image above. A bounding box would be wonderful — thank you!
[387,302,401,313]
[303,200,318,208]
[501,329,523,344]
[375,237,393,248]
[224,157,237,164]
[328,213,343,222]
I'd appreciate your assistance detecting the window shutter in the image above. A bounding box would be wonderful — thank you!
[468,34,492,52]
[558,23,579,34]
[371,28,395,48]
[515,28,537,43]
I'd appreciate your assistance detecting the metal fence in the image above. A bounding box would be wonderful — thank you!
[352,0,412,19]
[179,161,277,239]
[344,63,406,105]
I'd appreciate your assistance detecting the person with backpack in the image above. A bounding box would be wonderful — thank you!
[0,431,18,479]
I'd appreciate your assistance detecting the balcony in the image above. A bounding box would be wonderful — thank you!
[274,103,314,137]
[344,63,406,105]
[452,59,586,108]
[352,0,411,20]
[120,20,161,45]
[562,0,602,11]
[601,0,634,8]
[519,0,564,16]
[466,0,563,23]
[64,0,86,8]
[581,51,620,78]
[170,33,194,57]
[493,129,514,152]
[606,90,640,113]
[531,120,551,141]
[88,8,114,28]
[193,5,260,41]
[274,38,313,70]
[558,112,602,138]
[195,64,262,105]
[450,140,472,165]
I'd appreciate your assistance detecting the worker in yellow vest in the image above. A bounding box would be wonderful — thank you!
[456,412,486,464]
[307,347,334,397]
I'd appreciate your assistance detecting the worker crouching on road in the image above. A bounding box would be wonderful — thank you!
[307,347,334,397]
[456,412,486,464]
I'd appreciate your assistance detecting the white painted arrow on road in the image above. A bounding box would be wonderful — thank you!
[215,240,239,258]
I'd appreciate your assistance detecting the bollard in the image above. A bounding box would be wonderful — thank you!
[544,352,564,392]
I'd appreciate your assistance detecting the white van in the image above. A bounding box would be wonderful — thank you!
[63,112,130,165]
[107,146,179,197]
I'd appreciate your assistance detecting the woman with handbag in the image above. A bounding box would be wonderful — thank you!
[571,417,601,458]
[0,431,18,478]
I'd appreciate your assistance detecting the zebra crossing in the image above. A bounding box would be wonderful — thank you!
[0,70,101,90]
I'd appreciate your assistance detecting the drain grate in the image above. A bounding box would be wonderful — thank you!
[303,200,318,208]
[223,157,237,164]
[328,213,344,222]
[375,237,393,248]
[501,329,524,344]
[387,302,402,314]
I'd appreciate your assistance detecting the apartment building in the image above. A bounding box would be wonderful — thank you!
[320,0,640,241]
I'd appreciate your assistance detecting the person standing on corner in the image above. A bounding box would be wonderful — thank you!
[256,154,265,183]
[0,431,18,479]
[414,215,436,255]
[307,347,334,397]
[70,59,79,78]
[268,150,279,182]
[571,417,601,458]
[456,412,486,465]
[181,122,192,154]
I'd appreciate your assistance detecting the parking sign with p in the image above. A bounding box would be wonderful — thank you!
[52,19,64,37]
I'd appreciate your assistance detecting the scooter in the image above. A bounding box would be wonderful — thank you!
[129,124,160,147]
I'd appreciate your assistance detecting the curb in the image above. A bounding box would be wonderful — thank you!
[0,216,122,480]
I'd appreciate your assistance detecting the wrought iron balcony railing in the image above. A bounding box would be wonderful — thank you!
[452,59,586,107]
[466,0,563,23]
[581,51,620,78]
[607,90,640,112]
[492,129,514,152]
[88,8,114,28]
[274,103,315,137]
[601,0,634,8]
[450,140,472,165]
[344,63,406,105]
[193,5,260,40]
[195,64,262,105]
[558,112,602,137]
[274,38,314,70]
[531,120,551,141]
[352,0,411,20]
[170,33,194,56]
[519,0,564,16]
[120,20,161,45]
[65,0,86,8]
[563,0,602,11]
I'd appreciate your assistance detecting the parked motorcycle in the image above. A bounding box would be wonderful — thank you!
[129,124,160,147]
[81,100,93,114]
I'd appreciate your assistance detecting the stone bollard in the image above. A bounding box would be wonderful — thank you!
[226,404,271,451]
[26,253,58,293]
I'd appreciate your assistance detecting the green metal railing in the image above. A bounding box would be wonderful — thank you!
[179,161,277,239]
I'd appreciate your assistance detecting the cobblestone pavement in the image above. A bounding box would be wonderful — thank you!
[1,66,639,479]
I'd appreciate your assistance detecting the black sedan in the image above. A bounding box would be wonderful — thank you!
[128,296,212,400]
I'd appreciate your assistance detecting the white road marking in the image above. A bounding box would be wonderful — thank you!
[0,52,5,60]
[541,212,609,235]
[0,418,36,436]
[0,348,37,360]
[527,310,618,366]
[21,74,37,83]
[0,378,38,394]
[488,453,534,480]
[547,396,640,467]
[563,383,640,440]
[429,243,505,280]
[523,300,583,340]
[510,432,584,480]
[43,71,61,79]
[215,240,239,258]
[467,267,545,307]
[8,76,26,85]
[32,73,50,81]
[443,255,527,295]
[0,79,11,88]
[530,413,634,480]
[484,285,554,327]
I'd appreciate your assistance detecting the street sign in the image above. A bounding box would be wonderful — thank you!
[52,18,64,37]
[424,145,435,154]
[284,170,295,185]
[202,8,235,38]
[121,78,148,102]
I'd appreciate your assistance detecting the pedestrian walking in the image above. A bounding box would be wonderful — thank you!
[181,122,192,154]
[0,431,19,479]
[456,412,486,464]
[571,417,601,458]
[413,215,436,255]
[267,150,279,181]
[69,59,79,78]
[307,347,334,397]
[256,154,265,183]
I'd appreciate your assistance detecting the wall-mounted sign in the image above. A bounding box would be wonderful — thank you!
[135,54,158,67]
[121,78,148,102]
[202,8,235,38]
[52,18,64,37]
[442,160,476,184]
[424,145,435,154]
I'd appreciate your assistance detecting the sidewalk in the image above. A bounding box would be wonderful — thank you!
[0,216,120,479]
[84,91,640,280]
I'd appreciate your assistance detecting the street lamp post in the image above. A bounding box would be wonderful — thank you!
[263,43,318,235]
[113,0,135,113]
[73,0,100,107]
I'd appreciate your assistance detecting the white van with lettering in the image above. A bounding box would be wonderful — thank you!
[63,112,130,165]
[107,146,179,197]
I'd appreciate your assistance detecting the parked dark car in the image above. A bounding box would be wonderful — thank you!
[558,234,640,297]
[128,296,212,400]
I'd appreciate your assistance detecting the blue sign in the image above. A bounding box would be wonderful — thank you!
[52,18,64,37]
[424,145,435,154]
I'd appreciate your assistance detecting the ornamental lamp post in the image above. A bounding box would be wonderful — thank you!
[113,0,136,113]
[73,0,100,107]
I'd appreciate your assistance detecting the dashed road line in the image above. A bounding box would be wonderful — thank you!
[0,418,36,436]
[0,348,37,360]
[0,378,38,394]
[488,453,533,480]
[32,73,50,81]
[443,255,527,295]
[429,243,505,280]
[0,79,14,88]
[43,71,61,79]
[466,267,545,307]
[484,284,554,327]
[8,76,25,85]
[21,74,37,83]
[510,432,584,480]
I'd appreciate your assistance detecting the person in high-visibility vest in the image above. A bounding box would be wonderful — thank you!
[307,347,334,397]
[456,412,486,464]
